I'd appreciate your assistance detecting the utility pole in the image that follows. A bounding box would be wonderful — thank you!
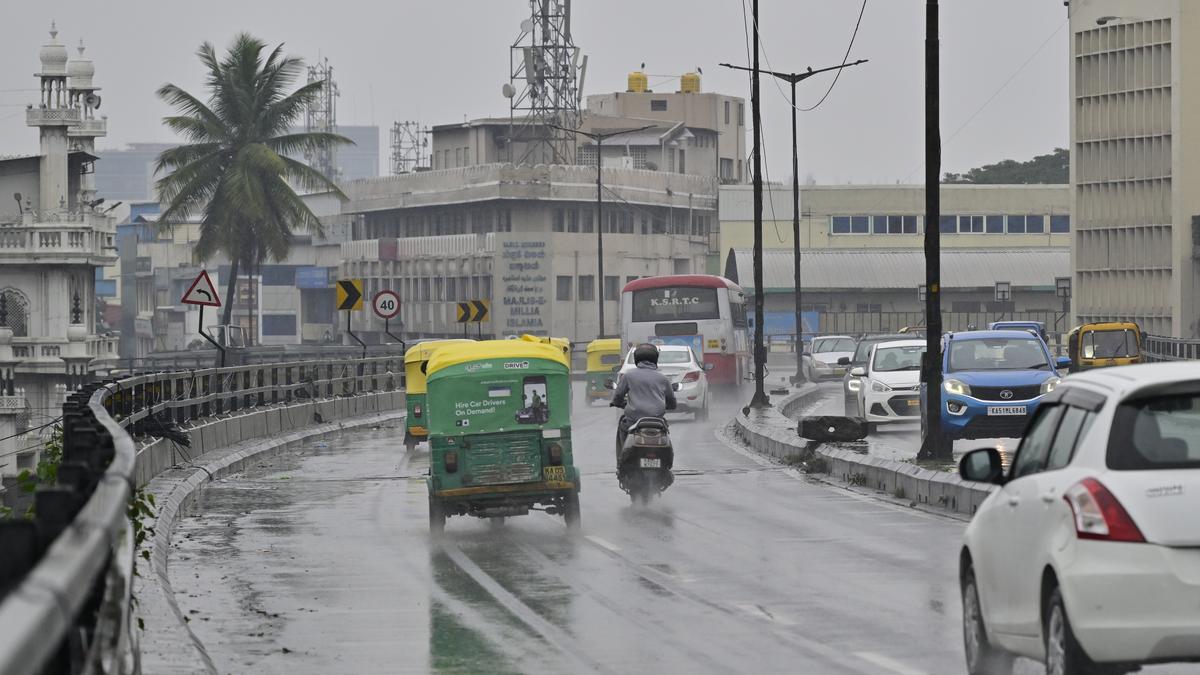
[549,123,654,338]
[918,0,949,460]
[748,0,769,408]
[719,59,867,385]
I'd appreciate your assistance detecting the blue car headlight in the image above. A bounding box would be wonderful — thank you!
[944,378,971,396]
[1041,376,1060,394]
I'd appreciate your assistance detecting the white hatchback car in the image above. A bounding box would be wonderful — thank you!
[808,335,856,380]
[617,345,711,420]
[958,362,1200,675]
[851,339,924,429]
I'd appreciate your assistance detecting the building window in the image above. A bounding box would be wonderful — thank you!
[856,303,882,313]
[455,148,462,167]
[577,145,596,166]
[724,101,730,125]
[738,102,745,126]
[556,276,572,301]
[262,314,297,336]
[678,149,685,174]
[567,209,579,233]
[16,451,35,470]
[651,99,668,111]
[625,276,638,285]
[553,209,564,232]
[831,216,851,234]
[261,266,296,286]
[620,212,635,234]
[888,215,903,234]
[851,216,869,233]
[604,276,619,301]
[960,215,984,233]
[939,216,957,233]
[720,157,734,180]
[0,288,30,337]
[1050,215,1070,233]
[582,210,594,233]
[986,215,1004,233]
[447,277,457,301]
[1026,215,1045,233]
[578,275,595,301]
[902,216,918,234]
[1007,215,1026,233]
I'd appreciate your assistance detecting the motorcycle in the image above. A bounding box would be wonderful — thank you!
[617,416,675,504]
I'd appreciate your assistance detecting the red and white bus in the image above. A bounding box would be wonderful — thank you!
[619,275,750,387]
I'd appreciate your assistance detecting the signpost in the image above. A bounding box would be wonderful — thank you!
[455,300,490,338]
[180,269,225,366]
[337,279,366,358]
[372,289,404,348]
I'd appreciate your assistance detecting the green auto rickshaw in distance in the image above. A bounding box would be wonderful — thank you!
[585,338,622,403]
[403,339,474,451]
[425,339,581,534]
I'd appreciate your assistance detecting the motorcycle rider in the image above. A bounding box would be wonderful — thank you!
[609,343,676,470]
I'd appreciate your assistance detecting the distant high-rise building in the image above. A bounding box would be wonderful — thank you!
[1069,2,1200,336]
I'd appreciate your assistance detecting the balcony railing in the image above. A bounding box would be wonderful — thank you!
[67,118,107,137]
[0,220,116,261]
[26,106,82,126]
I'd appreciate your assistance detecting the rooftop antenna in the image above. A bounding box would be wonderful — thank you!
[304,57,339,181]
[508,0,582,165]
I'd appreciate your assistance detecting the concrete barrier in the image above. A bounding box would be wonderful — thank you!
[134,390,405,674]
[733,388,996,518]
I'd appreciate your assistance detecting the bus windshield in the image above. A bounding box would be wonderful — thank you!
[631,287,720,322]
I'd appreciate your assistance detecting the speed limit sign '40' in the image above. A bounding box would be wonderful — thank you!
[372,290,401,320]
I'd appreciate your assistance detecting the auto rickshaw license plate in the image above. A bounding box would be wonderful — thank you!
[640,458,662,468]
[543,466,567,481]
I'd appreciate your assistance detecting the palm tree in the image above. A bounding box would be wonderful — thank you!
[154,33,351,335]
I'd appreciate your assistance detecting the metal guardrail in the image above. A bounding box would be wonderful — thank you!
[0,354,405,675]
[1141,334,1200,362]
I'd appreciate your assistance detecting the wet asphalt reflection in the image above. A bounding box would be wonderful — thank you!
[168,380,1187,674]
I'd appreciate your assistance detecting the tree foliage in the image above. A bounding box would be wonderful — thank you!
[154,34,351,327]
[943,148,1068,185]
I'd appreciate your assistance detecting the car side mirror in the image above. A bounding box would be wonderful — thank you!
[703,362,715,371]
[837,356,851,366]
[1056,356,1071,369]
[850,366,866,377]
[959,448,1006,485]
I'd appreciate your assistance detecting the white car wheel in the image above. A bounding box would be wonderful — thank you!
[962,567,1013,675]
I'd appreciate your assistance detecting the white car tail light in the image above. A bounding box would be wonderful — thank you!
[1063,478,1146,543]
[682,371,700,383]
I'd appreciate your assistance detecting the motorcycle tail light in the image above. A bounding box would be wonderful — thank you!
[547,443,563,466]
[413,404,423,418]
[1064,478,1145,543]
[682,371,700,383]
[444,451,458,473]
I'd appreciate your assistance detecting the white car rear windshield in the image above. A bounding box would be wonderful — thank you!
[628,350,692,365]
[1108,393,1200,470]
[813,338,854,353]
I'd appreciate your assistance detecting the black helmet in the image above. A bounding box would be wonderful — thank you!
[633,343,660,365]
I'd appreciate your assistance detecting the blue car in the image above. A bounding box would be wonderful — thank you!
[987,320,1049,344]
[924,330,1069,440]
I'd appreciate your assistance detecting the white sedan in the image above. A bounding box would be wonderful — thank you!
[618,345,711,420]
[850,340,924,429]
[808,335,856,380]
[958,362,1200,675]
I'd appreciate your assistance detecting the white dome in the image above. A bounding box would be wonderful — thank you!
[39,23,68,77]
[68,41,95,89]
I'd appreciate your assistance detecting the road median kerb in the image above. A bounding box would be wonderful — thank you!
[134,391,405,674]
[733,386,996,518]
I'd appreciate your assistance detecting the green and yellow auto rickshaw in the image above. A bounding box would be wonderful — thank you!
[425,340,581,533]
[403,339,473,451]
[585,338,622,402]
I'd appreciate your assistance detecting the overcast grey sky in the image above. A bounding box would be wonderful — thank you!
[0,0,1069,184]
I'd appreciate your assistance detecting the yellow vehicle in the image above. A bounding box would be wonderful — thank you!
[519,334,571,358]
[403,339,474,451]
[585,338,623,402]
[1065,322,1142,373]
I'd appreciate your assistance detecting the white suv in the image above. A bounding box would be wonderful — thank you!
[958,362,1200,675]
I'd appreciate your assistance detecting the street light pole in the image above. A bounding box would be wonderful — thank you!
[548,123,654,340]
[718,59,867,387]
[750,0,767,408]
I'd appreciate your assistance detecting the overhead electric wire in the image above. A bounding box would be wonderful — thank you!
[797,0,868,111]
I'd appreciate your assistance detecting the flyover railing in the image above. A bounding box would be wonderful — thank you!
[0,354,404,675]
[1142,334,1200,362]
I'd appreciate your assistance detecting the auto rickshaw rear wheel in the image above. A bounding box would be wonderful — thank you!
[429,496,446,536]
[563,491,581,530]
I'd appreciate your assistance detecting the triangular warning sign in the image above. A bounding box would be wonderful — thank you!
[181,270,221,307]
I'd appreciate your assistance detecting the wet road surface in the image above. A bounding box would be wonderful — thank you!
[169,386,1189,674]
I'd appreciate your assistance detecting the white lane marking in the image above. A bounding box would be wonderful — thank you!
[853,651,928,675]
[735,603,797,627]
[585,535,622,552]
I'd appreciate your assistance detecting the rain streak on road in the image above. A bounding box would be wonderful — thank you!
[169,384,1191,675]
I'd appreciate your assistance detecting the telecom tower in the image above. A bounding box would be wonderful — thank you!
[390,121,429,174]
[304,57,339,181]
[507,0,585,166]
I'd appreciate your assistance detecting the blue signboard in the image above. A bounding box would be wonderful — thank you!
[295,266,329,289]
[749,311,819,335]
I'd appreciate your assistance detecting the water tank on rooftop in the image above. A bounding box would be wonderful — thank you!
[627,71,648,93]
[679,71,701,94]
